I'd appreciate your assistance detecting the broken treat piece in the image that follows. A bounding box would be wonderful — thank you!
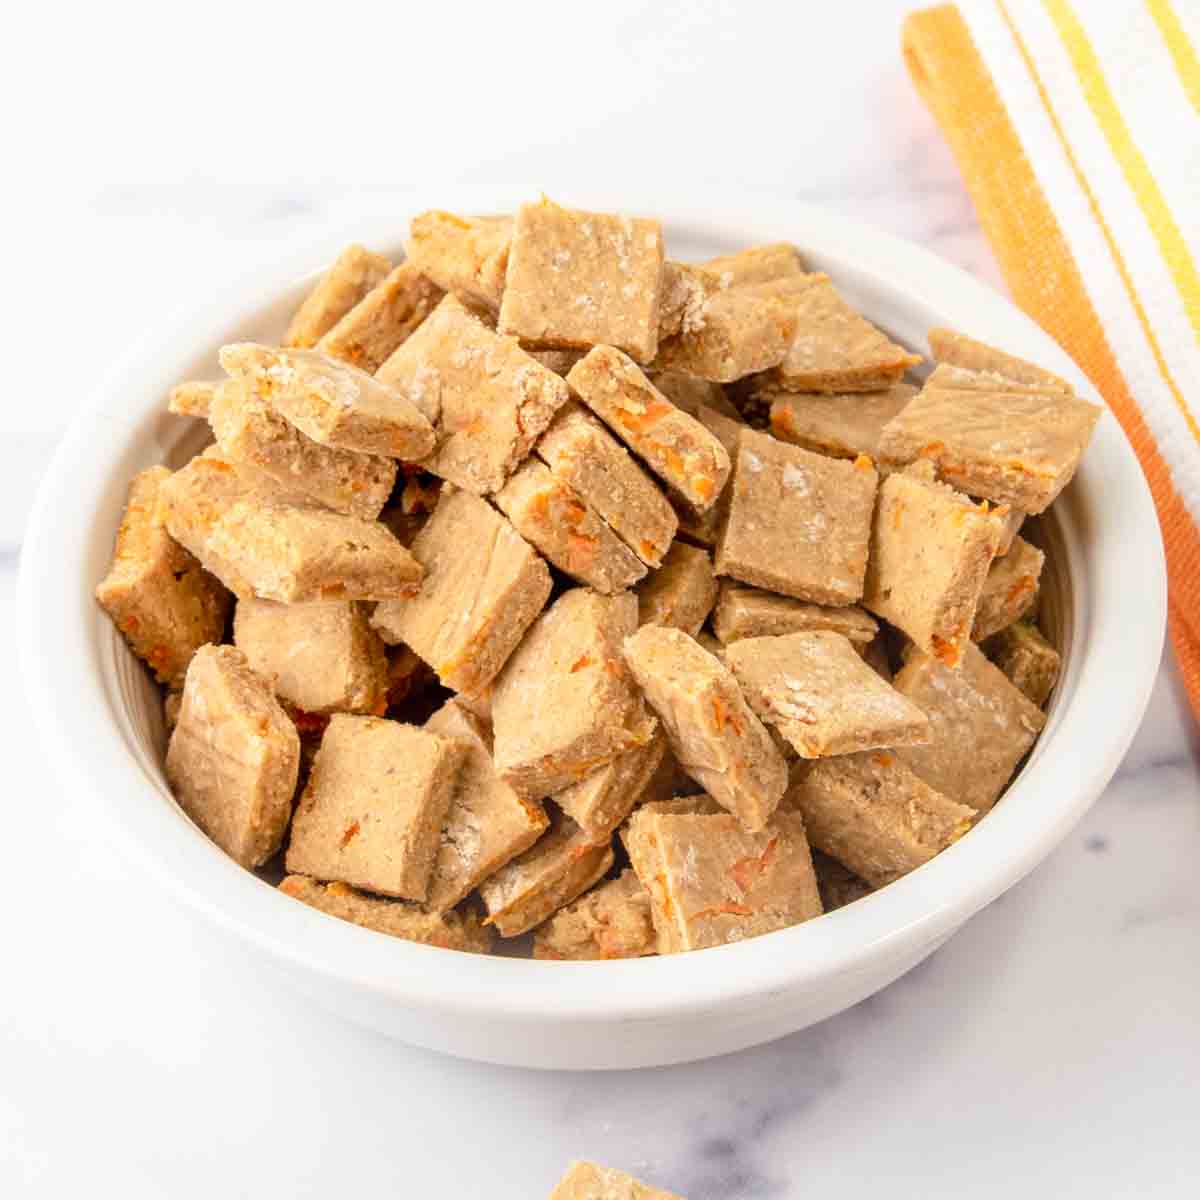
[785,752,974,888]
[925,362,1066,396]
[862,463,1004,666]
[703,241,805,288]
[498,198,665,363]
[725,631,930,758]
[376,295,570,494]
[635,541,718,636]
[992,504,1025,557]
[405,211,512,309]
[492,588,656,800]
[567,346,732,511]
[286,714,466,901]
[533,869,656,960]
[536,402,677,567]
[623,804,822,953]
[622,623,786,831]
[657,261,711,339]
[893,643,1047,812]
[233,598,388,715]
[284,244,392,349]
[811,850,874,911]
[495,459,648,594]
[928,328,1073,394]
[167,380,216,419]
[478,811,613,937]
[768,383,916,460]
[971,534,1044,641]
[711,581,876,648]
[206,500,422,603]
[165,645,300,868]
[218,343,435,460]
[982,621,1061,707]
[370,488,552,694]
[550,1162,685,1200]
[316,261,443,373]
[209,377,396,520]
[424,699,549,912]
[96,467,231,685]
[279,876,494,954]
[555,728,667,838]
[715,427,877,605]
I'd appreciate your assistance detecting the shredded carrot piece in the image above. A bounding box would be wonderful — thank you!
[569,654,593,673]
[339,821,361,849]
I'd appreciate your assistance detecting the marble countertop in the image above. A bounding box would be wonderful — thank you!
[3,3,1197,1195]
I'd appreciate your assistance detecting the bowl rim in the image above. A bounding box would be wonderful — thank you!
[18,188,1167,1024]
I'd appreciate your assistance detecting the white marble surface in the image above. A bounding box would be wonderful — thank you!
[3,2,1198,1195]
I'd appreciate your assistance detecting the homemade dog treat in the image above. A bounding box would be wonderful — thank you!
[167,379,215,418]
[724,631,931,758]
[983,621,1062,707]
[96,467,231,685]
[550,1162,685,1200]
[811,850,874,911]
[703,241,805,287]
[554,728,667,839]
[165,645,300,869]
[635,541,718,636]
[711,581,877,647]
[768,383,916,460]
[716,427,877,605]
[284,244,392,349]
[971,533,1044,641]
[532,869,657,960]
[658,261,712,339]
[928,327,1074,393]
[405,211,512,310]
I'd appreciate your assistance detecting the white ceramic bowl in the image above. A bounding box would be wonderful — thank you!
[18,190,1166,1070]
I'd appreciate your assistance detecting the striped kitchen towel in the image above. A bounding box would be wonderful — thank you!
[903,0,1200,720]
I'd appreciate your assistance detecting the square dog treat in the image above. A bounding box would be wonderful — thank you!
[498,198,665,363]
[377,295,571,494]
[623,805,822,953]
[96,467,231,685]
[218,343,435,460]
[478,811,614,937]
[785,751,974,888]
[811,850,874,911]
[165,645,300,868]
[168,380,216,419]
[863,463,1004,666]
[550,1162,685,1200]
[492,589,657,800]
[725,631,930,758]
[635,541,718,637]
[405,211,512,309]
[317,262,443,372]
[496,459,648,594]
[893,643,1047,812]
[533,869,657,960]
[209,377,396,520]
[703,241,805,287]
[716,427,877,605]
[233,598,388,715]
[424,699,550,912]
[555,728,667,838]
[286,714,466,900]
[567,346,732,511]
[622,624,787,831]
[371,488,552,694]
[982,621,1061,707]
[536,402,677,567]
[928,328,1073,393]
[971,534,1044,641]
[279,876,494,954]
[712,581,877,647]
[768,383,917,460]
[284,244,392,349]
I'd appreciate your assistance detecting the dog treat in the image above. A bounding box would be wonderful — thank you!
[554,728,667,838]
[424,699,550,911]
[233,598,387,715]
[492,589,656,800]
[568,346,732,510]
[657,261,712,339]
[768,383,916,461]
[972,534,1044,641]
[623,804,822,952]
[716,427,877,605]
[551,1162,685,1200]
[893,643,1047,812]
[279,876,494,954]
[711,581,877,647]
[371,488,551,695]
[496,459,648,594]
[725,631,930,758]
[165,645,300,868]
[622,623,786,831]
[863,463,1004,666]
[285,244,393,349]
[982,620,1062,707]
[498,198,665,363]
[533,869,657,960]
[168,380,216,419]
[636,541,718,636]
[96,467,231,685]
[286,714,466,901]
[536,402,678,567]
[316,261,443,372]
[928,328,1073,394]
[478,810,614,937]
[811,850,874,911]
[704,241,805,287]
[218,343,435,460]
[406,211,512,309]
[648,369,738,419]
[785,751,974,887]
